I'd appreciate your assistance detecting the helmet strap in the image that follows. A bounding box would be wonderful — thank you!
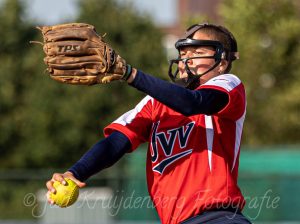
[172,58,222,89]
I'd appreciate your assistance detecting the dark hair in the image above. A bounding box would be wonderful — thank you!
[184,23,239,72]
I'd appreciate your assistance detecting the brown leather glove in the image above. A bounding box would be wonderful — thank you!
[36,23,132,85]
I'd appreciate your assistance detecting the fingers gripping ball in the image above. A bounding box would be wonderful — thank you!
[50,179,79,208]
[34,23,131,85]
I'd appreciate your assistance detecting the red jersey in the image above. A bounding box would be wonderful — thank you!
[104,74,246,224]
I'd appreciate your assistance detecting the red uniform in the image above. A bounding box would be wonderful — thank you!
[104,74,246,224]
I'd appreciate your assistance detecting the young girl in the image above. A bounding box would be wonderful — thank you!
[46,23,251,224]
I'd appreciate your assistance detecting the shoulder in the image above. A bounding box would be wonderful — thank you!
[202,74,246,120]
[201,74,243,92]
[133,95,155,108]
[140,95,154,104]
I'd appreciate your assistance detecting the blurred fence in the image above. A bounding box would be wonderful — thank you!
[0,145,300,224]
[37,187,114,224]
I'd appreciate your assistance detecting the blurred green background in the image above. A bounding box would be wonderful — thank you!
[0,0,299,223]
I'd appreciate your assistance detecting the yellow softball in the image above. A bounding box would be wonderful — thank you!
[50,178,79,208]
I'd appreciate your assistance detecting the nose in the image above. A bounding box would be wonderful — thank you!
[186,58,193,66]
[183,51,194,65]
[179,59,192,69]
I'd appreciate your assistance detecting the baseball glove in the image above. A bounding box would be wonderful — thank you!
[35,23,132,85]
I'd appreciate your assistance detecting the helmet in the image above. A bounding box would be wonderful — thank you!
[168,23,239,89]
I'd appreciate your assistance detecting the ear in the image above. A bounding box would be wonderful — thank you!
[218,60,229,74]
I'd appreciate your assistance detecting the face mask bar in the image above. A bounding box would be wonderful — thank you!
[168,39,225,88]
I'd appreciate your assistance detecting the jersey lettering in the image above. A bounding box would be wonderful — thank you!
[151,121,195,174]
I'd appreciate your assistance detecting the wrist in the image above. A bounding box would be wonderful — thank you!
[126,68,137,83]
[65,170,76,178]
[64,170,74,176]
[121,64,137,83]
[121,64,132,81]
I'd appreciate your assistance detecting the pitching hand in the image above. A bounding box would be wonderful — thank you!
[46,171,86,205]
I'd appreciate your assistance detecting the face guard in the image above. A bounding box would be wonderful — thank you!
[168,38,225,88]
